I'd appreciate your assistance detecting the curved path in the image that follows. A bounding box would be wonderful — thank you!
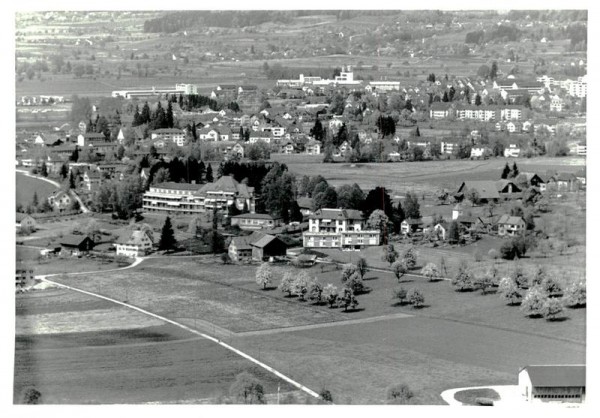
[36,257,322,402]
[17,169,89,213]
[440,385,522,406]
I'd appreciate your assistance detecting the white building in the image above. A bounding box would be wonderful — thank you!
[175,83,199,95]
[568,76,587,98]
[151,129,186,147]
[368,81,401,92]
[302,208,380,250]
[518,365,585,404]
[504,144,521,158]
[440,141,456,155]
[114,230,154,258]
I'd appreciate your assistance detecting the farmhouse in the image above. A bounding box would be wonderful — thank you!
[228,231,288,262]
[230,213,282,230]
[497,215,526,237]
[456,181,500,202]
[114,230,154,258]
[47,190,73,211]
[60,235,95,256]
[83,170,102,191]
[303,208,380,250]
[547,172,579,192]
[400,218,424,235]
[518,365,585,404]
[305,139,322,155]
[519,172,546,190]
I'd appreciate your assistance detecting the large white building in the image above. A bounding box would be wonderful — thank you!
[142,176,255,216]
[151,128,186,147]
[114,230,154,258]
[568,76,587,98]
[518,365,585,404]
[302,208,380,250]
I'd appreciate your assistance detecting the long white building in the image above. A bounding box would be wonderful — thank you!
[302,208,380,250]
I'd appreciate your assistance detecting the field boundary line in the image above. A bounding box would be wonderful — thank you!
[40,276,322,401]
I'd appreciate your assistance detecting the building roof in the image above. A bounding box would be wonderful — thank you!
[521,365,585,388]
[116,230,153,246]
[252,234,278,249]
[231,213,278,221]
[81,132,106,139]
[310,208,364,220]
[60,235,92,247]
[197,176,254,198]
[152,182,201,191]
[16,213,34,222]
[497,214,526,225]
[152,128,184,134]
[230,231,268,251]
[402,218,423,225]
[458,181,501,199]
[297,197,315,211]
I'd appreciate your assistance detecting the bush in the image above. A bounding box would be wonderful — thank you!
[386,384,414,404]
[520,287,547,318]
[20,387,42,404]
[229,372,265,404]
[541,297,564,321]
[319,389,333,403]
[563,280,586,308]
[407,288,425,308]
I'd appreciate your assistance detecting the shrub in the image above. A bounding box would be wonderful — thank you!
[319,389,333,403]
[563,280,586,308]
[520,287,547,317]
[392,286,407,304]
[229,372,265,404]
[407,288,425,308]
[499,277,522,305]
[386,384,414,404]
[322,284,339,308]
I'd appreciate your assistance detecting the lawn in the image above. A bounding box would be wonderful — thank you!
[16,172,58,208]
[454,388,500,405]
[16,246,128,275]
[14,288,297,404]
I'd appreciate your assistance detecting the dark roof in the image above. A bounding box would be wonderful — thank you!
[521,365,585,388]
[16,213,34,222]
[197,176,254,198]
[252,234,278,249]
[497,214,525,225]
[60,235,92,247]
[152,182,201,191]
[115,230,153,245]
[297,197,315,211]
[458,181,501,199]
[310,208,363,221]
[152,128,184,134]
[231,213,279,220]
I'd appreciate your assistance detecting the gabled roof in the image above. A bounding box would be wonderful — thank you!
[310,208,363,221]
[152,128,184,134]
[458,181,501,199]
[497,214,525,225]
[297,197,315,211]
[252,234,278,249]
[197,176,254,198]
[60,234,92,247]
[521,365,585,388]
[16,213,34,222]
[231,213,278,220]
[116,230,153,246]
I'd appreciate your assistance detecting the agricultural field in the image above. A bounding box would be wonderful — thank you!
[16,172,58,208]
[14,287,297,404]
[47,255,584,404]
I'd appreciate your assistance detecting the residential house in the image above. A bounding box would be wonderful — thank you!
[114,230,154,258]
[504,144,521,158]
[47,190,73,211]
[302,208,380,250]
[470,147,489,159]
[249,130,273,144]
[232,142,245,158]
[297,197,315,218]
[82,170,102,191]
[519,172,546,190]
[456,181,500,202]
[77,132,107,147]
[231,213,282,230]
[497,215,526,237]
[518,365,585,404]
[550,95,564,112]
[547,172,579,192]
[432,221,448,240]
[429,103,452,119]
[16,264,35,288]
[440,141,457,155]
[305,139,322,155]
[280,140,296,154]
[16,213,36,231]
[400,218,424,235]
[575,169,586,188]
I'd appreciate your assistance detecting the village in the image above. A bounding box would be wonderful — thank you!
[14,9,587,407]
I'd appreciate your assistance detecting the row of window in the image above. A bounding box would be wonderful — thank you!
[533,394,581,399]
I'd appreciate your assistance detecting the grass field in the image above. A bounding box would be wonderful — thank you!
[14,288,297,404]
[16,172,58,208]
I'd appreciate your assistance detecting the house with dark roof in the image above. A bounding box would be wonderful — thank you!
[297,197,315,218]
[60,235,95,255]
[400,218,424,235]
[231,213,282,230]
[518,365,585,403]
[228,231,287,262]
[47,190,73,212]
[16,213,36,231]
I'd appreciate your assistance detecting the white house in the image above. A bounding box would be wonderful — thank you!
[114,230,154,258]
[518,365,585,404]
[302,208,380,250]
[151,128,186,147]
[504,144,521,158]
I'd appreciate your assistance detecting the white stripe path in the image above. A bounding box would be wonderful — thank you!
[39,276,322,401]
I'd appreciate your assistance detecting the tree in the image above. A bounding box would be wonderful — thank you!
[220,253,232,264]
[542,298,564,321]
[166,100,174,128]
[206,163,214,182]
[520,287,547,317]
[70,95,92,124]
[336,183,364,210]
[392,260,408,282]
[473,271,494,295]
[501,162,511,179]
[32,191,39,207]
[255,263,273,290]
[452,261,474,291]
[59,163,69,180]
[313,186,338,210]
[407,288,425,308]
[40,162,48,177]
[542,277,563,298]
[489,61,498,80]
[307,277,324,304]
[338,287,359,311]
[402,246,418,269]
[392,286,407,305]
[403,192,421,219]
[420,263,441,282]
[448,221,460,244]
[158,216,176,250]
[229,372,265,404]
[563,280,586,307]
[322,284,339,308]
[466,188,480,206]
[436,188,449,205]
[279,271,295,297]
[386,384,414,405]
[292,271,312,301]
[356,257,368,280]
[382,244,398,266]
[511,162,519,179]
[499,277,522,305]
[362,187,393,218]
[367,209,390,242]
[20,387,42,404]
[320,389,333,403]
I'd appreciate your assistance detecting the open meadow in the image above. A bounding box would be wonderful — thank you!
[49,254,584,403]
[16,172,58,208]
[14,287,297,404]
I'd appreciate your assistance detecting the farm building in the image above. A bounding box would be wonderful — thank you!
[60,235,95,256]
[518,365,585,404]
[400,218,424,235]
[16,213,36,231]
[497,215,526,237]
[228,232,288,262]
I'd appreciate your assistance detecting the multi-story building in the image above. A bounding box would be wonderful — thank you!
[151,128,186,147]
[568,76,587,98]
[16,265,34,288]
[142,176,255,216]
[367,81,401,92]
[455,105,496,122]
[440,141,457,155]
[499,106,524,121]
[114,230,154,258]
[302,208,380,250]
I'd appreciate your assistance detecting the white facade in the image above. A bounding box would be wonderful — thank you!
[504,144,521,158]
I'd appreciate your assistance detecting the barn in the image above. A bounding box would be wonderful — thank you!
[518,365,585,403]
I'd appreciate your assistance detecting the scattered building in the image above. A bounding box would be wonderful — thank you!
[302,208,380,250]
[230,213,282,230]
[518,365,585,404]
[497,215,526,237]
[228,231,288,262]
[114,230,154,258]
